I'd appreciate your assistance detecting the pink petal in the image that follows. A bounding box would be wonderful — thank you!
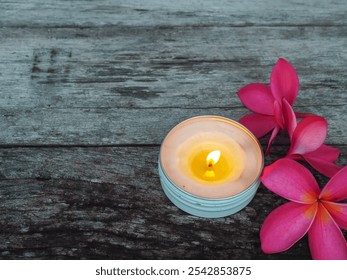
[322,201,347,231]
[239,113,276,138]
[288,116,328,155]
[273,100,284,129]
[282,98,297,138]
[286,153,302,161]
[270,58,299,105]
[265,125,280,156]
[260,202,317,254]
[320,166,347,201]
[304,156,342,178]
[261,158,320,203]
[237,83,275,115]
[308,203,347,260]
[305,144,340,162]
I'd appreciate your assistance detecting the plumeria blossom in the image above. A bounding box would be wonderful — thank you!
[238,58,307,155]
[281,99,341,177]
[260,158,347,260]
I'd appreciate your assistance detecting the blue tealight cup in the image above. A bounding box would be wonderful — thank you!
[158,116,264,218]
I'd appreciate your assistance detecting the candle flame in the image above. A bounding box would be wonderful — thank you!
[206,150,221,167]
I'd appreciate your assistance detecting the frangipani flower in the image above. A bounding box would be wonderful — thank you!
[238,58,300,154]
[260,158,347,260]
[282,99,341,177]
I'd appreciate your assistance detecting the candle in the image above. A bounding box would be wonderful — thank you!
[158,116,264,218]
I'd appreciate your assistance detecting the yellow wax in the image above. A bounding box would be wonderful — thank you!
[184,142,245,184]
[190,150,231,182]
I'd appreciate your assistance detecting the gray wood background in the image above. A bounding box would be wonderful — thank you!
[0,0,346,259]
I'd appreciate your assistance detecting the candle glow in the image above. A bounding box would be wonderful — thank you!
[204,150,221,179]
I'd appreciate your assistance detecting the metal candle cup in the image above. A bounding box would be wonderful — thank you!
[158,116,264,218]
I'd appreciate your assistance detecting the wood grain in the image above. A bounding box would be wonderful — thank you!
[0,25,346,145]
[1,145,338,260]
[0,144,346,259]
[0,0,346,259]
[1,0,346,27]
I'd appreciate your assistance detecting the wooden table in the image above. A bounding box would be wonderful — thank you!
[0,0,346,260]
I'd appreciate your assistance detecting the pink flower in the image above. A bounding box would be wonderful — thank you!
[238,58,300,154]
[260,158,347,260]
[282,99,341,177]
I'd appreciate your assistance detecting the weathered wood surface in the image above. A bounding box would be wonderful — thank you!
[0,0,346,259]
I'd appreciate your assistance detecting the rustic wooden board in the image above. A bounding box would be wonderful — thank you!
[1,0,346,27]
[0,0,346,259]
[1,145,345,259]
[0,25,346,145]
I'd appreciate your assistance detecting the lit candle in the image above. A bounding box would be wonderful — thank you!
[158,116,264,218]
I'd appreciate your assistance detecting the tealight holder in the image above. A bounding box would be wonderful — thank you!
[158,116,264,218]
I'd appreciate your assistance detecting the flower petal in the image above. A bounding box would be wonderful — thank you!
[237,83,275,115]
[305,144,340,162]
[265,125,280,156]
[270,58,299,105]
[304,156,341,178]
[308,203,347,260]
[288,116,328,155]
[320,166,347,201]
[286,153,302,161]
[322,201,347,231]
[260,202,317,254]
[261,158,320,203]
[273,100,284,129]
[282,98,297,138]
[239,113,276,138]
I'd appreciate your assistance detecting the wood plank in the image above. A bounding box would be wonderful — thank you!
[2,145,345,259]
[0,106,345,146]
[0,177,309,259]
[1,26,346,111]
[0,26,346,145]
[1,0,346,27]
